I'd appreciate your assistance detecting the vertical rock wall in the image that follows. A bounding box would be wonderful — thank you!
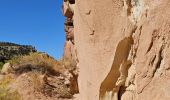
[62,0,79,95]
[63,0,170,100]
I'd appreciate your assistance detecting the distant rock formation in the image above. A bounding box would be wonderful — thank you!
[0,42,37,61]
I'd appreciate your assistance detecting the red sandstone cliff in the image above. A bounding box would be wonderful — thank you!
[62,0,170,100]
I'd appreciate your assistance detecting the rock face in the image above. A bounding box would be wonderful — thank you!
[62,0,79,95]
[1,63,12,74]
[62,0,170,100]
[0,42,36,61]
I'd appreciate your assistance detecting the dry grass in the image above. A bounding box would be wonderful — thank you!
[0,75,21,100]
[6,52,75,99]
[0,52,78,99]
[30,72,43,91]
[9,52,66,75]
[59,58,77,71]
[54,84,72,98]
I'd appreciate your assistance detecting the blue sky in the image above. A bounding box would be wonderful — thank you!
[0,0,65,59]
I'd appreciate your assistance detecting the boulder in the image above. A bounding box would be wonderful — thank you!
[1,63,12,74]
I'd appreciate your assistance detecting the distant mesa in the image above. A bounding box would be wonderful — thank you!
[0,42,37,61]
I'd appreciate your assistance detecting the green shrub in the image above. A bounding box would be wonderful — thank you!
[0,62,4,70]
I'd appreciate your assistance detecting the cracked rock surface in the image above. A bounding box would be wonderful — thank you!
[62,0,170,99]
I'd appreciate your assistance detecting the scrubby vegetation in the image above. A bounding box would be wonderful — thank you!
[59,58,77,71]
[9,52,66,75]
[0,52,76,99]
[0,62,4,70]
[0,42,36,62]
[0,40,79,99]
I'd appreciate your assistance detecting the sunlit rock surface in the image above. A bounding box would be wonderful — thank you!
[62,0,170,100]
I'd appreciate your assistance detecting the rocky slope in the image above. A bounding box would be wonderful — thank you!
[0,42,77,100]
[62,0,170,100]
[0,53,77,100]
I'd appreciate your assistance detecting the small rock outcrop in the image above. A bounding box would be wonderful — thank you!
[1,63,12,75]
